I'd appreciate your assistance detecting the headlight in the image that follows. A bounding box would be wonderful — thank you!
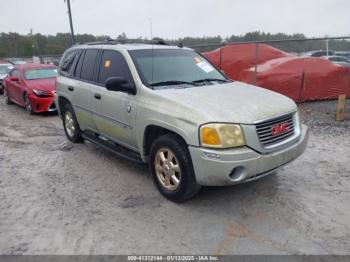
[33,89,50,97]
[200,123,245,148]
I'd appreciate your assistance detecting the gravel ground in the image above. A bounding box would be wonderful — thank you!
[0,98,349,255]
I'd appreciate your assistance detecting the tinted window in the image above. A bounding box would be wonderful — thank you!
[98,50,133,84]
[74,51,85,78]
[80,49,99,82]
[59,50,79,75]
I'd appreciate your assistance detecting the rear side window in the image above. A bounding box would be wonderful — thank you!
[73,51,85,78]
[59,50,80,75]
[80,49,99,82]
[98,50,133,84]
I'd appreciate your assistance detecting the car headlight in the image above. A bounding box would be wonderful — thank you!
[33,89,50,97]
[200,123,245,148]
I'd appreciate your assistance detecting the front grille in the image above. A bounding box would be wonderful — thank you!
[255,113,295,148]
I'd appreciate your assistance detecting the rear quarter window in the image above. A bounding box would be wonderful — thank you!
[59,49,80,76]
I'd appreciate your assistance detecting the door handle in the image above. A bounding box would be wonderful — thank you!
[94,93,101,100]
[68,86,74,91]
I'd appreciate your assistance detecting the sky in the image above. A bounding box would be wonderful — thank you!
[1,0,349,39]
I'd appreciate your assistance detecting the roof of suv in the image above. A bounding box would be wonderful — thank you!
[72,43,191,51]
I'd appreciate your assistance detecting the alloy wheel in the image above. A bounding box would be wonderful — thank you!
[154,148,181,191]
[24,95,32,113]
[64,111,76,138]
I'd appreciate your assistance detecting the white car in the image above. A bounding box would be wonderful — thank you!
[0,63,14,94]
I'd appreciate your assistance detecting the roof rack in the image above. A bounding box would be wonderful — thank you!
[82,38,169,46]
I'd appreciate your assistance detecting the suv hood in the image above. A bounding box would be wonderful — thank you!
[156,81,297,124]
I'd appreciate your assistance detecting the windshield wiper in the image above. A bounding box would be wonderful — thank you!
[150,80,197,87]
[192,78,231,84]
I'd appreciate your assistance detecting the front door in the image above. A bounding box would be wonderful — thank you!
[7,69,24,104]
[91,50,137,150]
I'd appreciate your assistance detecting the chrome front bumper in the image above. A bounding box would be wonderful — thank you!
[189,124,309,186]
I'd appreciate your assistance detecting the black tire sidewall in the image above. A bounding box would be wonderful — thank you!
[3,89,12,104]
[62,103,83,143]
[149,134,200,202]
[24,94,34,115]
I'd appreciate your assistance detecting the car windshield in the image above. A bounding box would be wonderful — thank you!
[0,65,12,74]
[129,49,228,89]
[25,68,58,80]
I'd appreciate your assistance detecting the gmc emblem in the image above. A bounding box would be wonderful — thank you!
[271,123,289,136]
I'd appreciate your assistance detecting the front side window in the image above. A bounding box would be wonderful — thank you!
[25,68,58,80]
[98,50,134,84]
[129,49,227,89]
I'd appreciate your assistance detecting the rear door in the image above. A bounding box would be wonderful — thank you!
[70,49,100,132]
[91,49,138,150]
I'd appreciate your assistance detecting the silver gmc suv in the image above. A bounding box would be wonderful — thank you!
[56,40,309,202]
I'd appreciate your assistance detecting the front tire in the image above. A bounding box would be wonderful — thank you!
[149,134,201,202]
[3,89,12,105]
[24,94,34,115]
[62,103,84,143]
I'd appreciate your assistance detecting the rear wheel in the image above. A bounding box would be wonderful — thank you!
[24,94,34,115]
[3,89,12,105]
[149,134,201,202]
[62,103,83,143]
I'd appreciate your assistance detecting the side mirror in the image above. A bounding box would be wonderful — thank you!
[9,76,19,82]
[105,77,136,95]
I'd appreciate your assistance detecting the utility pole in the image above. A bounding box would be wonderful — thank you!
[30,29,35,56]
[65,0,75,45]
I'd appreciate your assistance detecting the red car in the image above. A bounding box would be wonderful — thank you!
[3,64,58,114]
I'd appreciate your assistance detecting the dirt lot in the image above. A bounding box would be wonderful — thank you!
[0,98,349,255]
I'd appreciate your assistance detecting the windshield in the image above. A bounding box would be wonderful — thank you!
[129,49,227,89]
[25,68,58,80]
[0,65,12,75]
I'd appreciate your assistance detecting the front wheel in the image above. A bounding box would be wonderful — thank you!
[3,89,12,105]
[62,103,84,143]
[149,134,201,202]
[24,94,34,115]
